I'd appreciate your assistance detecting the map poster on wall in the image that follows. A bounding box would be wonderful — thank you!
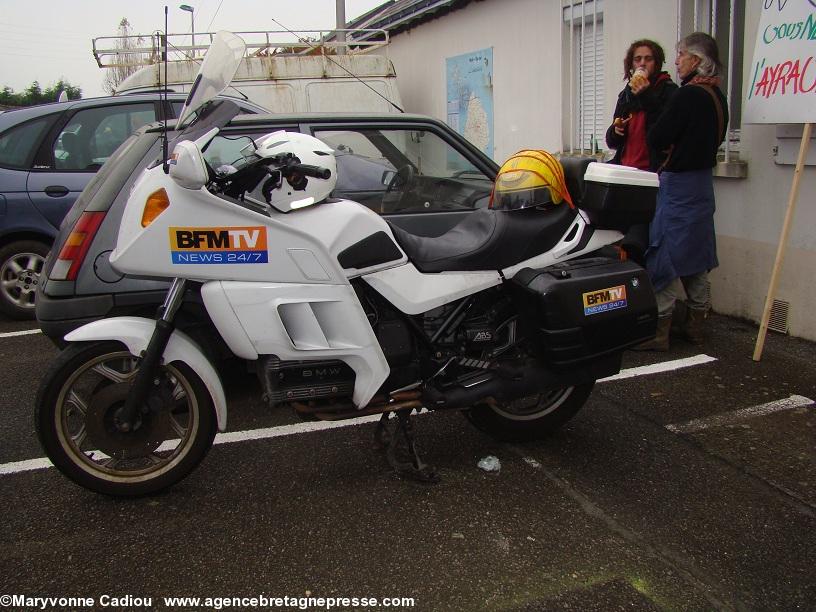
[446,48,494,158]
[743,0,816,124]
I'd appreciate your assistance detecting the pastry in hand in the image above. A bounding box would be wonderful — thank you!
[613,114,632,129]
[629,68,649,90]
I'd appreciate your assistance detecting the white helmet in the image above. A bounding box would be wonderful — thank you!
[251,131,337,213]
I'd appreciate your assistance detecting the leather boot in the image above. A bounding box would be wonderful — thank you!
[680,307,706,345]
[631,315,671,351]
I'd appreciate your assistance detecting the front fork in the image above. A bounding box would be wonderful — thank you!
[115,278,187,432]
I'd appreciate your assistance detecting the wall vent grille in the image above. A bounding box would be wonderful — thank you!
[768,299,790,334]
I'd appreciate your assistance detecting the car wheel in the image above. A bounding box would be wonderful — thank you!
[0,240,50,320]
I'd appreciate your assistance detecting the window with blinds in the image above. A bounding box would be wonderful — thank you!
[562,0,605,154]
[677,0,745,162]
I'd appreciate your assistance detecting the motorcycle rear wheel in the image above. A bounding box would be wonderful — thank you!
[464,383,594,442]
[36,341,217,497]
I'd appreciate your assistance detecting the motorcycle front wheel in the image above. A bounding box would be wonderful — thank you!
[36,341,217,497]
[464,383,594,442]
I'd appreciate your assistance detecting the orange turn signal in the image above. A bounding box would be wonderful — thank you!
[141,188,170,227]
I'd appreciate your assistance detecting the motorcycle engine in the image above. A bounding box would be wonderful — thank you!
[461,315,498,351]
[258,287,513,409]
[259,357,355,405]
[423,302,501,355]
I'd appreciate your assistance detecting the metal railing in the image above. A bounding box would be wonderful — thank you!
[92,29,390,68]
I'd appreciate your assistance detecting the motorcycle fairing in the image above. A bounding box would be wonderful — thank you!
[201,281,389,407]
[111,166,407,283]
[501,213,624,279]
[363,263,502,315]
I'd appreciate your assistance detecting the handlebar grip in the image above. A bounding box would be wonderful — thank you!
[290,164,332,180]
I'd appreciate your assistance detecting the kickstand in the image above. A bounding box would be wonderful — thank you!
[374,409,439,483]
[374,412,392,451]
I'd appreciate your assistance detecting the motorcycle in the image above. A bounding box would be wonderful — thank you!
[35,32,659,496]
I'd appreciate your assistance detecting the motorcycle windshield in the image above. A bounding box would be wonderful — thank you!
[167,99,243,154]
[176,31,246,129]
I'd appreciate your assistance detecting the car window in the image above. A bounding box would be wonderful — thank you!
[313,128,493,214]
[202,133,262,170]
[172,100,258,118]
[0,116,54,169]
[53,103,156,171]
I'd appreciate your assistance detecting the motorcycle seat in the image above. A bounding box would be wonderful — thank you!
[559,156,595,207]
[388,205,576,273]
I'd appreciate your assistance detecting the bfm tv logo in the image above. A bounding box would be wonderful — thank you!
[582,285,628,315]
[169,226,269,264]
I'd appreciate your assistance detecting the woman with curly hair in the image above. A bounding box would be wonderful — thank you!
[606,39,678,172]
[605,39,678,265]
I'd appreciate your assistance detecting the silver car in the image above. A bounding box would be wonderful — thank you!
[0,93,267,319]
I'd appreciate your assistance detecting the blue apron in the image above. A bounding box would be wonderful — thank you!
[646,169,718,292]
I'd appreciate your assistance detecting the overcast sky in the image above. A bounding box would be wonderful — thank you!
[0,0,386,97]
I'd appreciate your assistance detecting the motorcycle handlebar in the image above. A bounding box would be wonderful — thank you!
[287,164,332,180]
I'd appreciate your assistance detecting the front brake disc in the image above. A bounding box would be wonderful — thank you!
[84,382,172,460]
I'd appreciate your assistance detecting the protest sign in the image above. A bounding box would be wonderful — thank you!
[744,0,816,124]
[745,1,815,360]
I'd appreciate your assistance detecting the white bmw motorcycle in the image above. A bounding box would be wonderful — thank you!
[36,33,659,496]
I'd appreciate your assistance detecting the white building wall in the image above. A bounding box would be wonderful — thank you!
[379,0,816,341]
[383,0,563,162]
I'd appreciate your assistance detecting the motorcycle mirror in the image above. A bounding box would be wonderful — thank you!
[169,127,219,190]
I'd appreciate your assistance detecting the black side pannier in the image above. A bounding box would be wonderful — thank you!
[510,257,657,365]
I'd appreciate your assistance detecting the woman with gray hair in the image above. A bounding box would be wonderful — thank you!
[637,32,728,351]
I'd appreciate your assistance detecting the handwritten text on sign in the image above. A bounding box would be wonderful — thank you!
[744,0,816,124]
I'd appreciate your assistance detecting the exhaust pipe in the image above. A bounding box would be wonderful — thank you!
[290,353,621,417]
[293,390,424,421]
[423,354,621,410]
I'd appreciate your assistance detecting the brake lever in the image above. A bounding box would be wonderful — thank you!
[262,170,283,202]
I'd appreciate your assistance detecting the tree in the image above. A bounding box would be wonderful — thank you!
[44,80,82,102]
[23,81,43,106]
[0,79,82,107]
[102,17,148,95]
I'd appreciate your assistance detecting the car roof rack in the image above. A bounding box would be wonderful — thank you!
[92,29,390,68]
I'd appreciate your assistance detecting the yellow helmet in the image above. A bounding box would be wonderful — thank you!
[491,150,573,211]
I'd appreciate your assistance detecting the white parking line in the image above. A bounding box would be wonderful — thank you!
[213,413,384,444]
[0,416,389,476]
[0,329,42,338]
[0,353,721,478]
[0,457,53,475]
[599,354,717,382]
[665,394,815,434]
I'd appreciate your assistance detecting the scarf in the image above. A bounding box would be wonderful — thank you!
[684,74,722,87]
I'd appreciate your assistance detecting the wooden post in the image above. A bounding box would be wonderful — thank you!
[753,122,813,361]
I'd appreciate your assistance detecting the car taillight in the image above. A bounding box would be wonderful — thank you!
[51,211,106,281]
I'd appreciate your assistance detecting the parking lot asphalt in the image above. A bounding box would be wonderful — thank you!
[0,313,814,611]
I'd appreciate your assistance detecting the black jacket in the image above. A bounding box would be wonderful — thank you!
[605,71,678,171]
[647,75,728,172]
